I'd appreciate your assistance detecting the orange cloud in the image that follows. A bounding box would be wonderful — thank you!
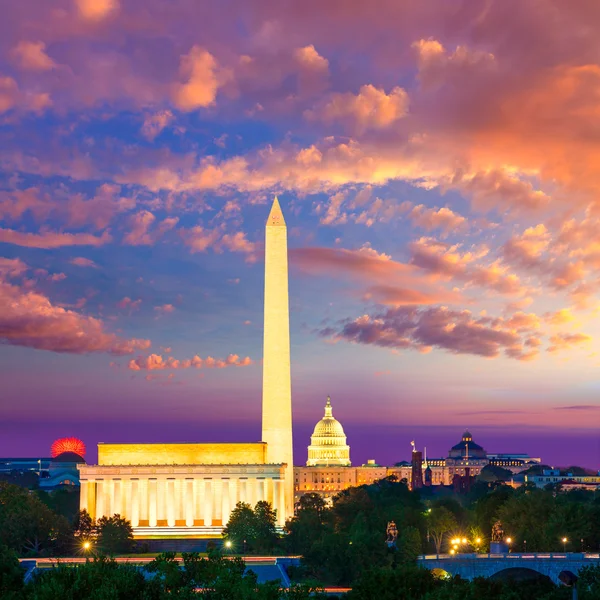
[75,0,119,21]
[305,84,408,133]
[173,46,221,111]
[548,332,592,353]
[128,353,252,371]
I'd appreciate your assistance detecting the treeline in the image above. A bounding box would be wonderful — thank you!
[0,482,134,556]
[0,548,325,600]
[280,478,600,585]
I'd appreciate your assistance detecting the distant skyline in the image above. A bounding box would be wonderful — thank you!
[0,1,599,471]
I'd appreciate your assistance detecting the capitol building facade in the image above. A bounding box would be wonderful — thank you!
[294,399,541,504]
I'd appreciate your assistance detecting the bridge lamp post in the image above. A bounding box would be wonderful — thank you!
[562,537,568,553]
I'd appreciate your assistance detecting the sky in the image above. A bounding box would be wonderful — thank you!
[0,0,599,469]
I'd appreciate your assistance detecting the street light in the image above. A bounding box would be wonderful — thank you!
[562,537,568,553]
[224,540,232,551]
[83,541,91,550]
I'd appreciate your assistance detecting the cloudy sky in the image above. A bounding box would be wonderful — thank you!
[1,0,599,468]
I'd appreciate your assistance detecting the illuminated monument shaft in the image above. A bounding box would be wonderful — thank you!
[262,197,294,518]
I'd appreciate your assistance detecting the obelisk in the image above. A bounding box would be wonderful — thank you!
[261,197,294,520]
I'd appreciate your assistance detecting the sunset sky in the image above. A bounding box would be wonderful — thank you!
[1,0,599,469]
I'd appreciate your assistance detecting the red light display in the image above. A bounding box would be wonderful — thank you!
[51,437,86,458]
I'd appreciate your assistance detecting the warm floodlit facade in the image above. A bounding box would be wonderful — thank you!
[79,198,294,537]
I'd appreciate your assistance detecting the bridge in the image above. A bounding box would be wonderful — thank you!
[418,553,600,585]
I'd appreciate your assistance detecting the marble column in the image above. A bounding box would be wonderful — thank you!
[239,478,247,504]
[131,480,139,527]
[195,479,205,526]
[96,480,104,518]
[204,479,213,527]
[149,478,157,527]
[80,480,89,514]
[167,479,175,527]
[113,480,122,517]
[213,479,222,526]
[185,479,194,527]
[229,478,238,514]
[278,477,286,525]
[221,479,230,526]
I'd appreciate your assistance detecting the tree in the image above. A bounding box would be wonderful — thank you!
[254,500,278,553]
[428,506,457,554]
[223,501,279,554]
[497,488,554,551]
[285,493,329,555]
[73,509,96,543]
[96,514,134,555]
[0,545,24,599]
[0,482,70,556]
[398,526,422,564]
[223,502,257,552]
[477,465,513,483]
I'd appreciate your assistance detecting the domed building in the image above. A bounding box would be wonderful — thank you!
[445,430,488,481]
[39,450,85,490]
[306,397,351,467]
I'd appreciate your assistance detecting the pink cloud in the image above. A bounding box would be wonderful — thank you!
[141,110,174,141]
[324,305,540,361]
[305,84,408,133]
[11,41,55,71]
[0,276,150,354]
[0,184,133,231]
[173,46,222,111]
[0,257,28,277]
[154,304,175,314]
[0,76,51,114]
[408,205,467,234]
[117,297,142,311]
[69,257,98,268]
[128,352,252,371]
[0,228,111,248]
[122,211,178,246]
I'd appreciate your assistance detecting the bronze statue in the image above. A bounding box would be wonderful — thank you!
[491,520,504,543]
[386,521,398,548]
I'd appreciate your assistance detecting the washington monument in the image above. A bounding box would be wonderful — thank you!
[262,197,294,519]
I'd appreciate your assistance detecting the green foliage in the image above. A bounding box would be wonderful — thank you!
[0,482,70,556]
[73,509,96,543]
[96,514,134,555]
[36,489,80,524]
[478,465,513,484]
[0,544,24,599]
[284,493,330,555]
[398,526,422,564]
[428,506,458,554]
[347,565,440,600]
[27,555,149,600]
[223,501,278,554]
[577,564,600,599]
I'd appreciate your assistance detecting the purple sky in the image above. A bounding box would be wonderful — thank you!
[0,1,599,470]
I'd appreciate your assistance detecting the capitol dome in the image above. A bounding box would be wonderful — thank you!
[306,397,351,466]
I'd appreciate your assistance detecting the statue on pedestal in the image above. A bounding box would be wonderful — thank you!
[386,521,398,548]
[491,520,504,543]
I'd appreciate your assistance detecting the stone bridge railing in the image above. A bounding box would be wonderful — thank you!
[417,553,600,585]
